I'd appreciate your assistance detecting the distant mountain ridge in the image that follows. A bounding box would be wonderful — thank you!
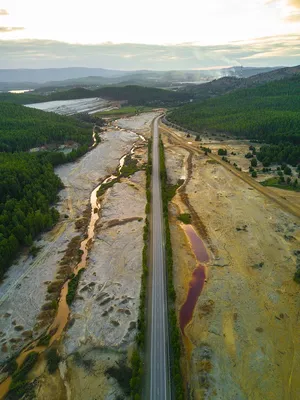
[0,68,131,83]
[181,64,300,100]
[0,66,281,90]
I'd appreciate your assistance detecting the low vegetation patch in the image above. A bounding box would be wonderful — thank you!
[217,148,227,156]
[37,333,51,346]
[178,213,192,224]
[261,177,300,192]
[66,269,84,305]
[29,245,42,258]
[8,352,38,399]
[106,359,132,396]
[46,348,61,374]
[97,177,120,197]
[294,270,300,284]
[120,154,139,177]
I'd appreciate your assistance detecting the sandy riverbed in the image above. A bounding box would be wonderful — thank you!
[34,113,154,400]
[0,129,139,363]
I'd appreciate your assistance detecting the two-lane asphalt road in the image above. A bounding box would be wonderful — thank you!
[149,117,170,400]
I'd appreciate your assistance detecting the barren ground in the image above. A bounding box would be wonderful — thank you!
[162,126,300,400]
[33,113,156,399]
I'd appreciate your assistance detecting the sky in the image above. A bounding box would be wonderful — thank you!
[0,0,300,69]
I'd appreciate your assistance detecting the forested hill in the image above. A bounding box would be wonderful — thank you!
[0,85,189,106]
[0,103,92,152]
[93,85,189,105]
[0,102,98,277]
[168,76,300,165]
[0,153,62,278]
[179,64,300,101]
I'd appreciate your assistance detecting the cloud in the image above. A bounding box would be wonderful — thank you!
[0,9,8,15]
[289,0,300,7]
[284,0,300,21]
[0,35,299,69]
[0,27,24,33]
[285,12,300,21]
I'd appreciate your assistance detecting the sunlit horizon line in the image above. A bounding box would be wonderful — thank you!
[1,32,300,47]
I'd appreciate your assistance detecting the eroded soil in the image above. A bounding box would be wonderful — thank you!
[162,124,300,400]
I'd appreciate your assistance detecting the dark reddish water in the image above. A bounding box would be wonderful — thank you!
[179,225,209,334]
[183,225,209,263]
[179,264,206,334]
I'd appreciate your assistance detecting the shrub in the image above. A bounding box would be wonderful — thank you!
[284,166,292,175]
[218,148,227,156]
[8,352,39,399]
[66,269,84,305]
[251,158,257,167]
[252,171,257,178]
[4,358,18,375]
[178,213,191,224]
[46,348,61,374]
[38,334,51,346]
[294,270,300,284]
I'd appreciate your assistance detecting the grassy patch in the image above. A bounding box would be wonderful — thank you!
[178,213,191,224]
[261,177,300,192]
[97,177,120,197]
[206,159,219,164]
[120,154,139,177]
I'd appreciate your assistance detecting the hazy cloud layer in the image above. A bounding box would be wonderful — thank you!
[285,12,300,21]
[0,35,300,69]
[0,27,24,33]
[289,0,300,7]
[286,0,300,21]
[0,9,8,15]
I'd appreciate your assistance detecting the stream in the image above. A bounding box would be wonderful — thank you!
[0,131,142,399]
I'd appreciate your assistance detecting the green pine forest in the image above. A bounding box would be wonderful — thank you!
[168,76,300,165]
[0,103,97,278]
[0,85,189,107]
